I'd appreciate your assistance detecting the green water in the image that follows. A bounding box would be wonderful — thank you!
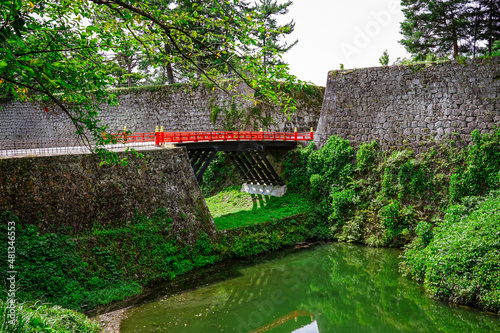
[120,243,500,333]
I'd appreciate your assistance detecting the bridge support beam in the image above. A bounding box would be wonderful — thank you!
[179,141,296,194]
[188,149,217,183]
[227,151,284,186]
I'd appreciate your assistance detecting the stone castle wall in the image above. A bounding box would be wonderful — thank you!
[0,147,215,243]
[315,57,500,149]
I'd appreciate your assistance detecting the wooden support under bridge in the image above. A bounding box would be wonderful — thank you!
[178,141,296,186]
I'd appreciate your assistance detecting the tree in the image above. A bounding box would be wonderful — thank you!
[475,0,500,56]
[248,0,297,73]
[400,0,471,59]
[400,0,500,60]
[0,0,301,163]
[0,0,114,155]
[379,50,389,66]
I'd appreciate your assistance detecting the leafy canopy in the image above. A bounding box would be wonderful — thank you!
[0,0,302,163]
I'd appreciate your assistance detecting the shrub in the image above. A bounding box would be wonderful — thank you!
[402,193,500,313]
[449,128,500,202]
[307,135,355,198]
[282,142,315,192]
[329,189,356,233]
[356,140,379,173]
[378,201,415,246]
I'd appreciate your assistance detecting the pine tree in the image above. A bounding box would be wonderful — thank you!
[399,0,472,59]
[400,0,500,59]
[250,0,298,72]
[476,0,500,56]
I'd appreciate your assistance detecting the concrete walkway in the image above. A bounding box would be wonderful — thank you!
[0,142,164,159]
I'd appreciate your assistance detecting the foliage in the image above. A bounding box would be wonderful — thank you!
[0,0,118,160]
[0,206,313,314]
[217,215,312,257]
[392,53,448,66]
[449,128,500,202]
[379,49,389,66]
[205,186,310,229]
[380,150,433,201]
[209,101,245,131]
[199,152,241,197]
[0,208,220,311]
[281,129,500,247]
[378,201,415,246]
[356,140,379,173]
[307,135,355,200]
[0,0,301,162]
[245,0,298,70]
[328,189,356,234]
[0,212,141,311]
[282,141,315,192]
[0,300,99,333]
[282,136,355,236]
[401,193,500,313]
[400,0,500,59]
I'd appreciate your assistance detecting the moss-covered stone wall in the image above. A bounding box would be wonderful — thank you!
[0,147,215,243]
[316,57,500,149]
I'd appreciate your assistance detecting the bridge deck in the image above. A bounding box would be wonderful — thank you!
[106,130,313,145]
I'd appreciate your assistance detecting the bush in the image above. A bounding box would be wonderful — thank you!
[282,142,315,192]
[0,214,142,311]
[378,201,415,246]
[449,128,500,202]
[402,193,500,313]
[329,189,356,233]
[0,209,220,311]
[356,140,379,173]
[307,135,355,199]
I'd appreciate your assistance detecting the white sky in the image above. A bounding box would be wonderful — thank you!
[277,0,410,86]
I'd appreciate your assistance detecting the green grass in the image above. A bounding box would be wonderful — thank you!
[205,186,311,229]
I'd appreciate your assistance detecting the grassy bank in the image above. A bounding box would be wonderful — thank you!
[205,186,310,229]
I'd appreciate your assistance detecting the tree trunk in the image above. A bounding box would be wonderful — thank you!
[488,0,493,56]
[164,44,175,84]
[127,60,133,88]
[453,40,459,59]
[166,62,175,84]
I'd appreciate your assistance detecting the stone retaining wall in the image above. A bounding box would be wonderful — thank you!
[315,57,500,149]
[0,147,215,243]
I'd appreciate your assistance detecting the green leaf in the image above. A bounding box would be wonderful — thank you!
[85,25,99,33]
[0,59,7,69]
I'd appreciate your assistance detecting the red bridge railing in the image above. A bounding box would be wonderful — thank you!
[105,128,314,145]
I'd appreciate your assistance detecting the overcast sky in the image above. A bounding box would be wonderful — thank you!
[276,0,410,86]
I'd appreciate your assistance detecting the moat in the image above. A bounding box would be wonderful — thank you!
[120,242,500,333]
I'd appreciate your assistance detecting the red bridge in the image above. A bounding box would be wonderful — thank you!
[107,128,314,191]
[106,128,314,145]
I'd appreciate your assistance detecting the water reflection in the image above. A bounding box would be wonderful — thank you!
[249,310,315,333]
[293,320,319,333]
[120,243,500,333]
